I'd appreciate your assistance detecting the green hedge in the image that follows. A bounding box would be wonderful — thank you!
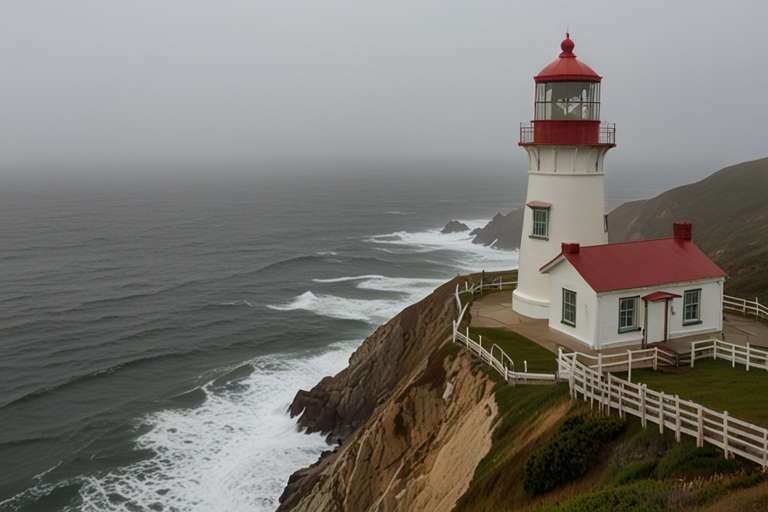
[523,412,626,495]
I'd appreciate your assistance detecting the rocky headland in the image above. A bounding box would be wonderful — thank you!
[278,277,501,511]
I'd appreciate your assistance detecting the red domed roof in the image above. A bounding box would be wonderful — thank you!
[535,33,601,83]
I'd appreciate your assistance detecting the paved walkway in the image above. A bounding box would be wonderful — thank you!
[470,291,768,355]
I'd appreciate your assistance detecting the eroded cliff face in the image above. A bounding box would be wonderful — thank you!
[278,278,500,512]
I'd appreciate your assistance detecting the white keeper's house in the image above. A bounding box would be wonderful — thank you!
[540,221,727,350]
[511,34,728,350]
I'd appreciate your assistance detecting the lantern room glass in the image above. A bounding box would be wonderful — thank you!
[535,82,600,121]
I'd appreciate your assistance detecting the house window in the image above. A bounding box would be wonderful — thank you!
[684,289,702,325]
[532,209,548,238]
[619,296,640,333]
[562,289,576,327]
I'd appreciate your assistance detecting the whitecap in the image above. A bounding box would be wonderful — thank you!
[366,221,518,273]
[15,342,361,512]
[267,291,408,323]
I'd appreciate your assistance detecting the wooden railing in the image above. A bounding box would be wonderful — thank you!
[453,281,558,383]
[724,294,768,321]
[559,351,768,467]
[691,338,768,371]
[453,325,557,383]
[558,347,676,383]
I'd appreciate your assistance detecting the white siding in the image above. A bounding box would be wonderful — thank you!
[597,278,724,348]
[547,261,599,349]
[547,258,725,350]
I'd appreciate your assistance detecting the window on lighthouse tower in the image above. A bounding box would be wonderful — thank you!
[532,209,548,238]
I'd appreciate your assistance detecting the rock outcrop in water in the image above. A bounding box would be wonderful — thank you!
[440,220,470,234]
[278,277,499,512]
[469,208,524,251]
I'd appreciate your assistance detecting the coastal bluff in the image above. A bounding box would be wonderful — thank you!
[278,277,499,512]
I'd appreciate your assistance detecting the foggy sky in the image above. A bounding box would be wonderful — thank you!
[1,1,766,183]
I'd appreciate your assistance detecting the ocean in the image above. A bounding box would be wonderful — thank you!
[0,169,661,511]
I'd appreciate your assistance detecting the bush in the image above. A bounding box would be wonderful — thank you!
[523,412,626,495]
[612,458,659,486]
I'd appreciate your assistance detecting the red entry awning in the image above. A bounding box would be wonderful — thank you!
[642,291,682,302]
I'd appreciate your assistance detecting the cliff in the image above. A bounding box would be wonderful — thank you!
[278,278,500,512]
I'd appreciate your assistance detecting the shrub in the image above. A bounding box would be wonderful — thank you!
[523,412,626,495]
[612,458,659,486]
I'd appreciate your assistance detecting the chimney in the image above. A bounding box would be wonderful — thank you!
[562,242,580,254]
[673,221,692,241]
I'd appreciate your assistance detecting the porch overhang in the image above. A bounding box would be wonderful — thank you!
[642,291,682,303]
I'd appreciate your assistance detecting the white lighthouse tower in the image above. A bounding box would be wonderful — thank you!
[512,34,616,319]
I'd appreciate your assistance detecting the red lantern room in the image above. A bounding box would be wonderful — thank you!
[520,33,615,147]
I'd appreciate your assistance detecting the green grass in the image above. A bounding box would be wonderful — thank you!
[614,358,768,428]
[469,326,558,374]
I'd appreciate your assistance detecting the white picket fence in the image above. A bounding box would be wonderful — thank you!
[691,338,768,371]
[452,280,558,383]
[455,276,516,298]
[559,350,768,467]
[557,346,676,383]
[453,325,557,382]
[724,294,768,321]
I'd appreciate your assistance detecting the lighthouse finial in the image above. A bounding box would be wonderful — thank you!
[560,32,575,58]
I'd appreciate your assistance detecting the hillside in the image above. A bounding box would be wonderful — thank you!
[608,157,768,301]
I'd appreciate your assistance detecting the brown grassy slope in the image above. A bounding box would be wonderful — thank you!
[607,157,768,301]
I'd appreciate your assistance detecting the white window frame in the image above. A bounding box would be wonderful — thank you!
[562,289,576,327]
[532,208,548,238]
[618,296,640,333]
[683,289,702,325]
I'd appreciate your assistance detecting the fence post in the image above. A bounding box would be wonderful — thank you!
[606,374,612,415]
[465,327,469,348]
[674,395,681,442]
[479,335,483,353]
[640,384,647,428]
[628,350,632,383]
[697,406,704,448]
[619,380,625,419]
[714,340,718,361]
[723,411,730,459]
[691,341,696,368]
[659,391,665,434]
[505,365,508,383]
[763,430,767,467]
[653,348,658,371]
[569,358,575,399]
[733,344,736,368]
[524,360,528,373]
[747,343,751,371]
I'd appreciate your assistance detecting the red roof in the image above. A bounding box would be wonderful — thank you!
[535,34,601,83]
[540,238,727,293]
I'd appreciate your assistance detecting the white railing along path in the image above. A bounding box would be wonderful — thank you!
[559,350,768,467]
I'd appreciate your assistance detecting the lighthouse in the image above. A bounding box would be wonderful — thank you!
[512,33,616,319]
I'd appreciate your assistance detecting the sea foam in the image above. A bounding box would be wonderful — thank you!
[23,342,360,512]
